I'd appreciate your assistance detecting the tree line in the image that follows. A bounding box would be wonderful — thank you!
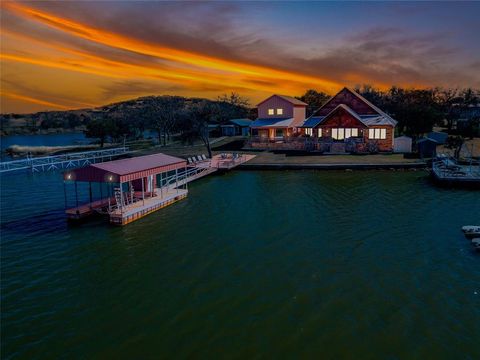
[296,86,480,138]
[85,93,250,157]
[1,86,479,150]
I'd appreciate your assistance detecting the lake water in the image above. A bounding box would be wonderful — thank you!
[0,133,89,161]
[1,167,479,359]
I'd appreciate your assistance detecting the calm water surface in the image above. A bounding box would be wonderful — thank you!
[1,133,88,161]
[1,166,480,358]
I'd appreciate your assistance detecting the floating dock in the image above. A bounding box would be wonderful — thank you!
[431,155,480,187]
[63,153,254,225]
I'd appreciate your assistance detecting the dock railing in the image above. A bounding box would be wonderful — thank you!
[0,147,130,173]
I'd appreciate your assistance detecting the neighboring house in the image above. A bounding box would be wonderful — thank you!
[221,119,252,136]
[250,95,307,140]
[427,131,448,145]
[299,88,397,152]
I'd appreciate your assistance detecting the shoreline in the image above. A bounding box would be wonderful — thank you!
[239,162,427,170]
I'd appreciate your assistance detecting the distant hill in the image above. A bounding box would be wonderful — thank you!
[0,95,256,136]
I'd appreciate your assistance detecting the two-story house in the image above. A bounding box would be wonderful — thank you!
[250,95,307,140]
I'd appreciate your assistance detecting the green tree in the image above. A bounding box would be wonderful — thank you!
[85,116,111,147]
[296,89,330,116]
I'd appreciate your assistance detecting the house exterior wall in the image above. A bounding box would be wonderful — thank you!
[317,88,378,116]
[292,106,306,127]
[257,96,294,118]
[362,125,395,151]
[316,107,367,129]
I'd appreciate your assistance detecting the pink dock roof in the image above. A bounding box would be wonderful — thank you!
[66,153,187,183]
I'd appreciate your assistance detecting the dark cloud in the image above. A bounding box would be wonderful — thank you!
[99,80,187,102]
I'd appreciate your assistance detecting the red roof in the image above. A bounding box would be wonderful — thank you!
[67,153,187,183]
[256,94,308,107]
[91,153,184,175]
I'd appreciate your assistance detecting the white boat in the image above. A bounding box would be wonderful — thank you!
[462,225,480,238]
[471,238,480,251]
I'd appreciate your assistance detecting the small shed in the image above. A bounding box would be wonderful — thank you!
[427,131,448,145]
[221,119,252,136]
[417,137,438,158]
[393,136,412,153]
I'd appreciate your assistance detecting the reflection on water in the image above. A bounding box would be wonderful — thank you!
[1,169,479,358]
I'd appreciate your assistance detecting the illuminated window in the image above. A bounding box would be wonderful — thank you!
[268,109,274,115]
[305,128,313,136]
[318,129,322,137]
[331,128,359,140]
[368,128,387,139]
[276,108,283,115]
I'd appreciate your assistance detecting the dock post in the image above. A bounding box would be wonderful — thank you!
[160,172,163,198]
[175,169,178,194]
[89,182,93,207]
[129,181,133,204]
[141,177,145,206]
[119,182,123,214]
[74,181,78,208]
[63,181,67,209]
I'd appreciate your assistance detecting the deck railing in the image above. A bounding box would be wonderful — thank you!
[247,136,368,152]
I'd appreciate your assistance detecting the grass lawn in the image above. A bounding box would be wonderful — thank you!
[139,136,480,165]
[246,152,423,165]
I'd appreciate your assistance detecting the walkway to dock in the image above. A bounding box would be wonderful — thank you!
[0,147,130,173]
[64,152,256,225]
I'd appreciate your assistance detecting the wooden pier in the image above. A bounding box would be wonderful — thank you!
[63,152,255,225]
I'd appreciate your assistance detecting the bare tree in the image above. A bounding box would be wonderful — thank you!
[146,96,184,146]
[217,92,250,108]
[181,100,220,158]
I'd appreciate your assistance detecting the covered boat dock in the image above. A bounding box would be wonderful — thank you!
[64,153,189,225]
[63,152,256,225]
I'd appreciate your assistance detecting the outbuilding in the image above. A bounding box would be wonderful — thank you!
[417,137,438,158]
[221,119,253,136]
[393,136,412,153]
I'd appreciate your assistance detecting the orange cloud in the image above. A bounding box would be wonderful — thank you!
[1,91,71,110]
[3,1,341,92]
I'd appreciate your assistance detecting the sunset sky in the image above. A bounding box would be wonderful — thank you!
[1,1,479,113]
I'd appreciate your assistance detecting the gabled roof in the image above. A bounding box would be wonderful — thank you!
[299,117,325,128]
[228,118,253,127]
[256,94,307,107]
[321,104,369,127]
[251,118,295,128]
[417,137,439,144]
[360,115,397,126]
[304,87,397,127]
